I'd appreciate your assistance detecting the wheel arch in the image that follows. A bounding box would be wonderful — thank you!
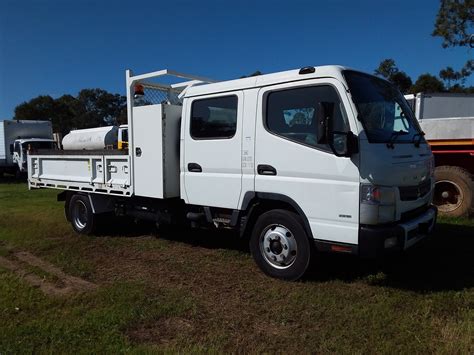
[58,191,75,221]
[59,191,115,221]
[240,192,313,240]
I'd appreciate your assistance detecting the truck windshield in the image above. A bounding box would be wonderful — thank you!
[23,141,54,150]
[343,70,422,144]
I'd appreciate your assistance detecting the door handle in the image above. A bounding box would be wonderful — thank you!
[188,163,202,173]
[257,164,277,176]
[135,147,142,157]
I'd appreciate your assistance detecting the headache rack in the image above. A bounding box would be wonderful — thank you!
[127,69,217,107]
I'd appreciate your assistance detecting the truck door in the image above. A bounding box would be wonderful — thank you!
[12,141,21,166]
[255,79,360,245]
[183,92,243,209]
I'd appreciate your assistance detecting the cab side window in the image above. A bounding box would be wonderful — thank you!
[265,85,348,151]
[191,95,238,139]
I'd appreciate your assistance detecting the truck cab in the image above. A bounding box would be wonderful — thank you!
[12,138,56,173]
[178,67,436,265]
[118,125,128,150]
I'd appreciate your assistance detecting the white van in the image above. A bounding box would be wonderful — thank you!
[28,66,437,280]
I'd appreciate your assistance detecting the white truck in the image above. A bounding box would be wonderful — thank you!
[405,93,474,217]
[0,120,55,176]
[28,66,437,280]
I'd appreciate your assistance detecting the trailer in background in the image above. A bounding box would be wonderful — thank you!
[0,120,55,176]
[406,93,474,217]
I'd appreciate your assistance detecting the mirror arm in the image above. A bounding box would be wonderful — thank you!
[348,131,359,155]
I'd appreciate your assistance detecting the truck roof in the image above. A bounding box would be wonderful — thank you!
[412,92,474,97]
[17,138,54,144]
[2,120,52,125]
[184,65,352,98]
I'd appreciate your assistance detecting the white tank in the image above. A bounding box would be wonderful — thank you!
[62,126,118,150]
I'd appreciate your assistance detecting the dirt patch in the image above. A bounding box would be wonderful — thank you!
[128,317,194,345]
[88,234,297,349]
[0,251,97,296]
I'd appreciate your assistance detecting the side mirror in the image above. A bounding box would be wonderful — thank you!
[329,131,358,157]
[9,144,13,154]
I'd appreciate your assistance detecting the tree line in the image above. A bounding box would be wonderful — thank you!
[374,58,473,94]
[13,89,127,135]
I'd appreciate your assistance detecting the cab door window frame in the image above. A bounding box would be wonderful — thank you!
[263,83,351,154]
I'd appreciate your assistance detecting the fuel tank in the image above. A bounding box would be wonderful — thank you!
[62,126,118,150]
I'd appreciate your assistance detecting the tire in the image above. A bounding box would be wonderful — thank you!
[68,194,97,235]
[250,209,314,281]
[434,166,473,218]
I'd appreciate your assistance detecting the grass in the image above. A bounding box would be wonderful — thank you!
[0,181,473,353]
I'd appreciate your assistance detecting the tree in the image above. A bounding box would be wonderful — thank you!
[375,59,398,79]
[374,59,413,93]
[389,71,413,94]
[439,66,462,88]
[53,95,82,135]
[14,95,55,121]
[432,0,473,48]
[439,60,474,89]
[74,89,126,129]
[432,1,473,90]
[14,89,126,135]
[410,74,446,93]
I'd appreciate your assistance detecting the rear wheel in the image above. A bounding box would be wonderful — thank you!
[250,209,314,281]
[434,166,473,217]
[69,194,97,235]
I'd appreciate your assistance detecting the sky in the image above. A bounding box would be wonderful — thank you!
[0,0,472,119]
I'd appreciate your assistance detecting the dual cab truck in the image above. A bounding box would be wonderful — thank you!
[28,66,437,280]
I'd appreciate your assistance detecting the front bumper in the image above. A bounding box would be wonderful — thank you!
[359,205,437,258]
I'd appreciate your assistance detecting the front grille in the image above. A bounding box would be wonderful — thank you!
[399,179,431,201]
[400,204,430,222]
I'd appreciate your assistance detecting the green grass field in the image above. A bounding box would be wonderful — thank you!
[0,181,473,353]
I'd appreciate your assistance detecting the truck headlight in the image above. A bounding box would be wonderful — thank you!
[360,184,396,224]
[361,185,381,204]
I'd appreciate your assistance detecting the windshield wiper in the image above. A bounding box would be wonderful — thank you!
[386,130,409,149]
[412,131,425,148]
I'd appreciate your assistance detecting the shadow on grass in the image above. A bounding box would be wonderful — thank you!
[96,217,250,252]
[100,217,473,293]
[306,221,474,293]
[0,175,26,184]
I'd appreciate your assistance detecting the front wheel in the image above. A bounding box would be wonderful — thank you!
[250,209,314,281]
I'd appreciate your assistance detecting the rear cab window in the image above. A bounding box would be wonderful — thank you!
[190,95,238,139]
